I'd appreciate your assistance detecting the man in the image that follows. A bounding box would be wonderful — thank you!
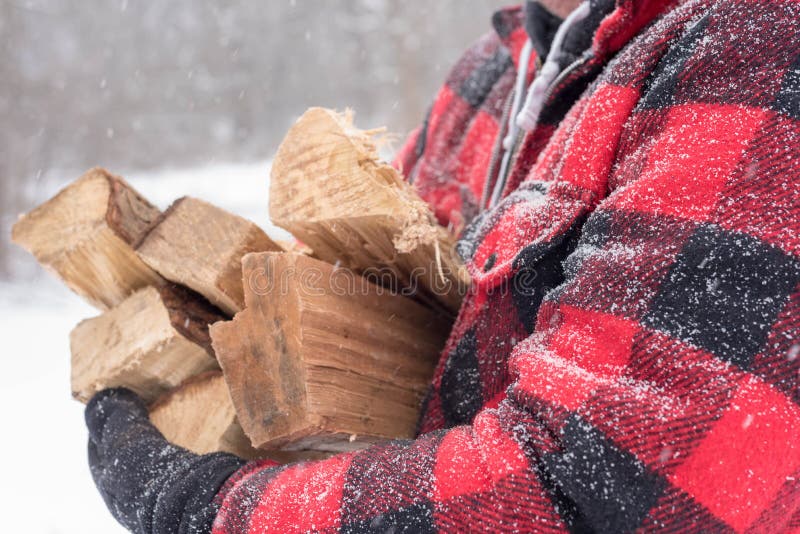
[86,0,800,531]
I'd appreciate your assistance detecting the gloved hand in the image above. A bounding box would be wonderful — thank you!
[86,388,247,534]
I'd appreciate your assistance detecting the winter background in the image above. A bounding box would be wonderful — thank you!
[0,1,505,531]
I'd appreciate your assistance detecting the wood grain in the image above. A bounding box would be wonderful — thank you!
[210,252,450,452]
[150,370,331,462]
[137,196,282,315]
[149,370,261,458]
[270,108,469,314]
[12,167,164,309]
[71,285,223,403]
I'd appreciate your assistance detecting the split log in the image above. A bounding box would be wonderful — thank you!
[149,370,262,458]
[71,285,223,403]
[210,252,449,452]
[150,370,331,462]
[12,167,163,309]
[136,196,282,315]
[270,108,469,314]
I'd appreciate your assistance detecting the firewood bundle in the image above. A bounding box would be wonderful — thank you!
[12,108,468,459]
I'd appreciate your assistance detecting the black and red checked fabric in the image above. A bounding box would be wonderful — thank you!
[213,0,800,531]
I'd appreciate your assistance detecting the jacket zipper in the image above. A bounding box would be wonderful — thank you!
[484,53,592,211]
[480,88,518,211]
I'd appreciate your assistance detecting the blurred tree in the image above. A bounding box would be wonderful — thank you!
[0,0,505,278]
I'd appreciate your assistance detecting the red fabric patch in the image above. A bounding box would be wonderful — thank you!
[425,184,464,229]
[548,305,639,376]
[715,111,800,257]
[473,410,530,480]
[593,0,678,58]
[427,85,457,142]
[481,390,507,411]
[669,377,800,531]
[457,110,499,201]
[559,83,640,194]
[434,427,492,501]
[611,103,766,221]
[507,26,529,70]
[511,339,612,412]
[247,454,353,533]
[615,329,742,471]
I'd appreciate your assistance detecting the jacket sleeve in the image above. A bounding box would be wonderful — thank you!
[392,124,424,179]
[213,3,800,532]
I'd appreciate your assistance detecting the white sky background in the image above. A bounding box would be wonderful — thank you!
[0,163,286,533]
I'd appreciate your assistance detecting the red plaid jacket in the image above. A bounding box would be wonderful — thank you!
[214,0,800,531]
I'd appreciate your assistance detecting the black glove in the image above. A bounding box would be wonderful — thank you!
[86,388,246,534]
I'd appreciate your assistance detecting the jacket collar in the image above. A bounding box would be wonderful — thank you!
[592,0,680,58]
[524,1,564,58]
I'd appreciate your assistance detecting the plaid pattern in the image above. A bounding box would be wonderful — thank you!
[394,8,533,233]
[214,0,800,531]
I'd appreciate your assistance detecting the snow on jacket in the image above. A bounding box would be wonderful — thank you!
[213,0,800,531]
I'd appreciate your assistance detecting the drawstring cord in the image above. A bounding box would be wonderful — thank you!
[484,1,592,210]
[502,40,534,152]
[515,1,591,132]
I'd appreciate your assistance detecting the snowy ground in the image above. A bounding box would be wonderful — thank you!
[0,162,287,533]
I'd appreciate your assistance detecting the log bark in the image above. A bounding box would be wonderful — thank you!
[71,284,223,403]
[12,167,163,309]
[270,108,469,314]
[136,197,282,315]
[210,252,449,452]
